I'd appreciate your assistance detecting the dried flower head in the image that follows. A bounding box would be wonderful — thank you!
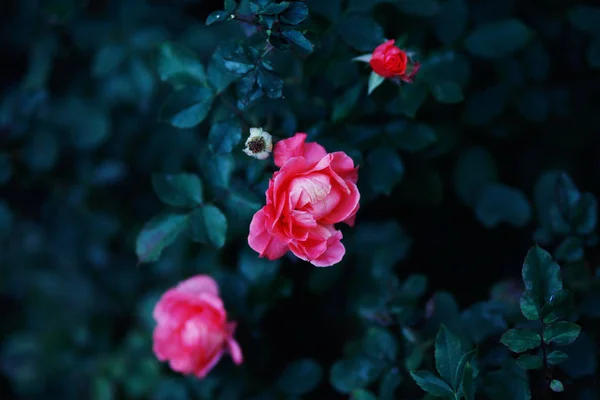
[243,127,273,160]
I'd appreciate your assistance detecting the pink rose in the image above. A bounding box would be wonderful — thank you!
[369,39,420,82]
[152,275,243,378]
[248,133,360,267]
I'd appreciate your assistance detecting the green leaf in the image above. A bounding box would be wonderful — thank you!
[276,358,323,395]
[516,354,543,370]
[151,173,203,208]
[402,274,428,298]
[368,71,385,95]
[409,371,454,397]
[546,350,569,365]
[543,322,581,347]
[572,193,597,235]
[206,10,229,26]
[396,0,440,17]
[257,67,284,98]
[521,245,563,304]
[159,87,214,129]
[465,19,531,59]
[338,15,385,52]
[389,123,437,152]
[156,42,207,87]
[431,81,464,104]
[588,38,600,68]
[92,44,126,77]
[568,6,600,36]
[462,363,475,400]
[364,327,398,361]
[474,183,531,229]
[365,147,404,196]
[238,248,279,285]
[554,236,584,263]
[190,204,227,248]
[453,146,498,207]
[519,291,540,320]
[329,356,385,394]
[500,329,541,353]
[332,83,363,122]
[351,389,377,400]
[198,152,234,190]
[379,368,403,400]
[281,30,314,54]
[435,325,470,391]
[540,289,571,324]
[280,2,309,25]
[224,0,237,13]
[208,120,242,154]
[549,379,564,393]
[434,0,468,45]
[136,213,190,263]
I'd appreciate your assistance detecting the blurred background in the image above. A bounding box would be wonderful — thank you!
[1,0,599,399]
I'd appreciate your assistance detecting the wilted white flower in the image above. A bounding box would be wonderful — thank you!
[243,127,273,160]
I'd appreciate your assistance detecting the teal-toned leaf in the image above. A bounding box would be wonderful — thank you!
[351,389,377,400]
[522,245,563,304]
[136,213,190,263]
[208,120,242,154]
[484,363,531,400]
[572,193,597,235]
[280,2,309,25]
[541,289,572,324]
[474,183,531,229]
[365,147,404,196]
[238,248,280,285]
[379,368,403,400]
[159,87,214,129]
[338,15,385,52]
[462,363,475,400]
[190,204,227,248]
[307,0,341,21]
[92,44,126,77]
[364,327,398,361]
[435,325,470,391]
[206,10,229,26]
[453,146,498,207]
[568,6,600,36]
[465,19,531,59]
[431,81,464,104]
[332,83,362,122]
[543,322,581,347]
[549,379,564,393]
[461,301,507,344]
[516,354,543,370]
[257,67,284,98]
[463,85,508,125]
[547,350,569,365]
[198,152,234,190]
[258,1,290,15]
[151,173,203,208]
[389,123,437,152]
[588,38,600,68]
[409,371,454,397]
[500,329,541,353]
[130,57,155,101]
[329,356,385,394]
[402,274,428,298]
[282,30,314,54]
[519,291,540,321]
[554,236,584,263]
[276,358,323,395]
[23,129,58,172]
[434,0,468,45]
[156,42,207,87]
[396,0,440,17]
[368,71,385,95]
[224,0,237,13]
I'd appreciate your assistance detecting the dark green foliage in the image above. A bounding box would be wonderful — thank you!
[2,0,600,399]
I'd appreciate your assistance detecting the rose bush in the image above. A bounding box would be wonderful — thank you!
[152,275,242,378]
[248,133,360,267]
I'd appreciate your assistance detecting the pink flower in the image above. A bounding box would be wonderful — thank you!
[248,133,360,267]
[370,40,420,82]
[152,275,243,378]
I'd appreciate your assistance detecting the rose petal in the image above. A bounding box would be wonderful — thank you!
[310,229,345,267]
[176,275,219,297]
[194,349,224,378]
[248,208,289,260]
[274,133,327,167]
[319,181,360,225]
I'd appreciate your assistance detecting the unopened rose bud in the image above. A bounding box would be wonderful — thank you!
[243,127,273,160]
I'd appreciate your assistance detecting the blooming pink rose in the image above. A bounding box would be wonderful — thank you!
[152,275,243,378]
[248,133,360,267]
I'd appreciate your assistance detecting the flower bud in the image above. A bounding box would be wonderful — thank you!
[243,127,273,160]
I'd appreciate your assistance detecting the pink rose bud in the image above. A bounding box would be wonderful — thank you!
[248,133,360,267]
[370,40,420,82]
[152,275,243,378]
